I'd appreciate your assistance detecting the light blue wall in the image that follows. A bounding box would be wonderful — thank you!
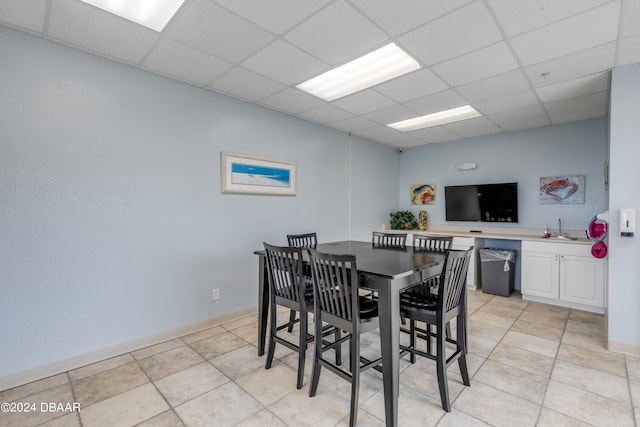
[398,119,609,232]
[608,63,640,348]
[0,27,398,379]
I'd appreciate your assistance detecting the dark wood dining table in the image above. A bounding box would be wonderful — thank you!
[254,240,446,427]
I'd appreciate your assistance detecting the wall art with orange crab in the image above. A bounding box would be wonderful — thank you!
[410,184,436,205]
[539,175,585,204]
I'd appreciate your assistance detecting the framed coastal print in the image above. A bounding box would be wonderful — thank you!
[539,175,585,204]
[221,152,296,196]
[410,184,436,205]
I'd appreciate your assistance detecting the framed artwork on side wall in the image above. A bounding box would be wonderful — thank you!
[221,152,296,196]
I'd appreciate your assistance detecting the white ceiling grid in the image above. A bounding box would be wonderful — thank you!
[0,0,638,148]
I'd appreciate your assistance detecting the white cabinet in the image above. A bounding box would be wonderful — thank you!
[521,241,605,313]
[452,237,476,289]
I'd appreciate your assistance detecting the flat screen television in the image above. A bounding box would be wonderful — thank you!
[445,182,518,223]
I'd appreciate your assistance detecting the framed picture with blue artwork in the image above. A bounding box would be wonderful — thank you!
[221,152,296,196]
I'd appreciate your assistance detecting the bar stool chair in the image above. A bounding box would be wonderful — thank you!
[399,247,473,412]
[372,231,407,247]
[263,242,315,389]
[307,248,381,427]
[285,232,317,332]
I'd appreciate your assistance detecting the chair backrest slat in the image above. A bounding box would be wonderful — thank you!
[413,235,453,251]
[308,249,358,322]
[264,242,304,303]
[437,248,473,313]
[287,232,318,249]
[372,232,407,248]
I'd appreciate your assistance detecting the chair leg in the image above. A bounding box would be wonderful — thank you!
[457,314,470,386]
[265,302,277,369]
[409,319,416,363]
[349,331,360,427]
[309,313,323,397]
[287,309,297,333]
[335,328,342,366]
[435,321,451,412]
[296,310,307,389]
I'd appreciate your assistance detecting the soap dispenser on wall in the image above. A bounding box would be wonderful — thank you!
[619,208,636,237]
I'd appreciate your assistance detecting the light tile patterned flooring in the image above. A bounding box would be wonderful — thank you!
[2,290,640,427]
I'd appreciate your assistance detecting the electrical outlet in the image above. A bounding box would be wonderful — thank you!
[212,289,220,301]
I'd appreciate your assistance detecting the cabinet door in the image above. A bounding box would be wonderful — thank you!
[522,251,559,299]
[453,237,475,289]
[560,255,605,307]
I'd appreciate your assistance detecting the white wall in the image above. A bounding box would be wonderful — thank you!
[398,119,609,231]
[0,26,399,383]
[608,63,640,351]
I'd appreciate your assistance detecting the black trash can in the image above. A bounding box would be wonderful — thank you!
[479,248,517,296]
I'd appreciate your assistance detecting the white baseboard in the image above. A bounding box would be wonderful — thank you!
[607,339,640,358]
[0,307,256,392]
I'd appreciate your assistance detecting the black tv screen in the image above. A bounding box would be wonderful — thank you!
[445,182,518,223]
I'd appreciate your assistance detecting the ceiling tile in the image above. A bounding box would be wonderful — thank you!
[509,2,620,66]
[352,125,399,140]
[208,67,284,102]
[403,89,468,115]
[549,106,608,124]
[242,40,327,85]
[489,104,547,125]
[258,88,324,114]
[212,0,331,34]
[432,42,519,86]
[0,0,46,34]
[524,42,616,88]
[326,116,379,132]
[296,103,353,124]
[143,38,232,86]
[167,0,273,63]
[536,72,609,103]
[498,116,551,132]
[398,2,503,66]
[332,90,396,115]
[474,90,539,115]
[362,104,418,125]
[620,0,640,38]
[486,0,612,36]
[283,0,387,64]
[350,0,472,36]
[455,70,531,103]
[47,0,159,64]
[442,117,502,138]
[543,91,608,115]
[374,69,449,103]
[617,34,640,66]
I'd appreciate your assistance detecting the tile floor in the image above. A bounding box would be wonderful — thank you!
[2,290,640,427]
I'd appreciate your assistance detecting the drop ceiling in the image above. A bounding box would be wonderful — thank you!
[1,0,639,148]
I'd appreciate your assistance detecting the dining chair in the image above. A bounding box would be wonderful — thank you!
[285,232,318,332]
[399,247,473,412]
[263,242,315,389]
[307,248,381,427]
[287,232,317,249]
[413,235,453,251]
[372,231,407,247]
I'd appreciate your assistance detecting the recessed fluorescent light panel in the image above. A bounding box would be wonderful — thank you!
[387,105,481,131]
[297,43,421,101]
[81,0,185,31]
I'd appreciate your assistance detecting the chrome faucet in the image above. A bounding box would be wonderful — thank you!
[558,218,562,235]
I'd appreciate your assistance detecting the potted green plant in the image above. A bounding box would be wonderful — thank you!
[389,210,419,230]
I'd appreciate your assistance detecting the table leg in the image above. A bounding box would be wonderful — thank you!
[257,254,268,356]
[377,282,400,427]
